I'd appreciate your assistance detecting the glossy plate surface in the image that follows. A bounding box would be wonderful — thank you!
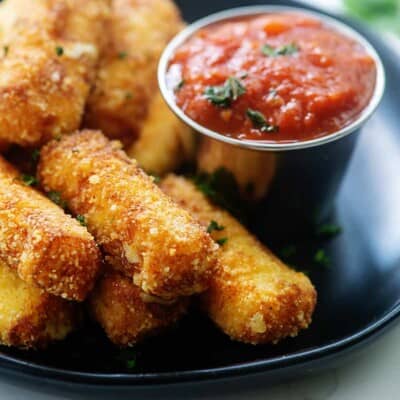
[1,0,400,386]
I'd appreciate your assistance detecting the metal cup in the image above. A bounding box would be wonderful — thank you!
[158,6,385,239]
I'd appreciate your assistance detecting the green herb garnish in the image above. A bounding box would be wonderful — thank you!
[48,191,67,209]
[246,108,278,133]
[207,220,225,234]
[21,174,38,187]
[55,46,64,56]
[261,42,299,57]
[118,51,128,59]
[204,76,246,107]
[76,215,86,227]
[174,79,185,92]
[125,92,133,100]
[3,45,9,56]
[216,237,228,246]
[314,249,330,267]
[316,223,342,238]
[31,149,40,163]
[126,359,136,369]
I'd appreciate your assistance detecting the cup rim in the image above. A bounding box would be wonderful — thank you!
[158,5,386,152]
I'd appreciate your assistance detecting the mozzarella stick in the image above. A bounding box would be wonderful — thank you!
[0,157,101,301]
[0,0,109,147]
[161,175,317,345]
[89,271,188,346]
[127,92,196,175]
[38,131,217,300]
[84,0,184,145]
[0,260,79,349]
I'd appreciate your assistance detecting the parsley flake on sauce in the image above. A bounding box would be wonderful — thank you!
[55,46,64,56]
[246,109,279,133]
[118,51,128,59]
[204,76,246,107]
[174,79,185,92]
[48,191,67,209]
[207,220,225,234]
[261,42,299,57]
[216,237,228,246]
[76,215,86,227]
[21,174,38,187]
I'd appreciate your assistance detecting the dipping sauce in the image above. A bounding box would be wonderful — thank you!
[167,13,377,142]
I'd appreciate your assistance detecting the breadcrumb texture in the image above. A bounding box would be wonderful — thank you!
[89,271,188,346]
[0,157,101,301]
[161,175,317,345]
[0,260,79,349]
[0,0,109,147]
[38,131,217,300]
[84,0,184,145]
[127,92,196,175]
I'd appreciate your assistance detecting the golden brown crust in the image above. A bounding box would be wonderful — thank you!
[0,156,101,301]
[84,0,184,145]
[161,175,317,345]
[0,0,109,147]
[89,271,188,346]
[0,261,79,349]
[127,91,196,175]
[38,130,217,300]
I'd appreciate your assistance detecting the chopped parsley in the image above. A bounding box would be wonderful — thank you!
[314,249,330,267]
[76,214,86,227]
[204,76,246,107]
[48,191,67,209]
[21,174,38,187]
[31,149,40,163]
[3,45,9,56]
[261,42,299,57]
[207,220,225,234]
[118,51,128,59]
[150,174,161,184]
[55,46,64,56]
[174,79,185,92]
[125,92,134,100]
[246,108,278,133]
[316,223,342,238]
[216,237,228,246]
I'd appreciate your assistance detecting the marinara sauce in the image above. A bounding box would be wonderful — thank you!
[167,13,377,142]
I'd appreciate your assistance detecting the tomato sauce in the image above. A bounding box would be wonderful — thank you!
[167,13,377,142]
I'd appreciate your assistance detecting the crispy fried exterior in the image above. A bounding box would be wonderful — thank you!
[89,271,188,346]
[0,0,109,147]
[127,92,196,175]
[0,157,101,301]
[161,175,317,345]
[0,260,79,349]
[84,0,184,145]
[38,131,217,300]
[197,138,277,201]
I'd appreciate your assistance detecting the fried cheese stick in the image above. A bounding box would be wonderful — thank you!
[0,260,79,349]
[161,175,317,344]
[38,131,217,300]
[89,271,188,346]
[84,0,184,145]
[127,92,196,175]
[0,157,101,301]
[0,0,109,147]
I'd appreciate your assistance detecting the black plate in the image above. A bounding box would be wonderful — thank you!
[1,0,400,388]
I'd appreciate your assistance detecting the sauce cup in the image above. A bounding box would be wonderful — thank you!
[158,6,385,239]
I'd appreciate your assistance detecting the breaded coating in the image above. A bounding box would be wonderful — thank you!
[89,271,188,346]
[161,175,317,345]
[0,157,101,301]
[197,138,276,201]
[127,92,196,175]
[0,260,79,349]
[0,0,109,147]
[38,130,217,300]
[84,0,184,145]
